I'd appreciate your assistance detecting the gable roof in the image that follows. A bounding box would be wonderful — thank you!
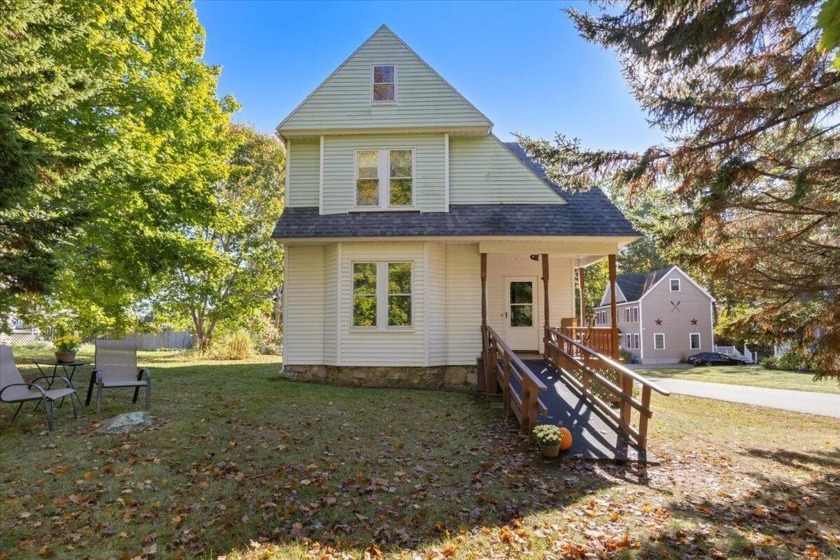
[277,25,493,137]
[596,266,716,306]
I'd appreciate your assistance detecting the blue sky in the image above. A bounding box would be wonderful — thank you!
[195,1,662,152]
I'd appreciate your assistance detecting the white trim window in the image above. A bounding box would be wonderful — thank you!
[352,262,413,328]
[624,308,630,322]
[633,333,640,349]
[625,333,631,348]
[355,149,414,208]
[632,306,639,322]
[689,332,701,350]
[372,64,396,102]
[654,333,665,350]
[670,278,681,292]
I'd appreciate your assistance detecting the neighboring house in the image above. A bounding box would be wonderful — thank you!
[272,25,639,388]
[593,266,715,364]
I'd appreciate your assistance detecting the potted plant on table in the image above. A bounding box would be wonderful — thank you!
[54,335,81,363]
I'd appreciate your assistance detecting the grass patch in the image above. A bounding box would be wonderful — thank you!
[633,364,840,395]
[1,349,838,559]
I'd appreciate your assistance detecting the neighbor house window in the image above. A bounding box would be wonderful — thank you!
[372,65,395,102]
[355,149,413,208]
[625,333,631,348]
[624,308,630,322]
[689,333,701,350]
[632,306,639,322]
[670,278,680,291]
[633,333,640,349]
[352,262,413,328]
[654,333,665,350]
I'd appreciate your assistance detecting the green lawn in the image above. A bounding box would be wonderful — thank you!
[632,363,840,395]
[1,348,838,559]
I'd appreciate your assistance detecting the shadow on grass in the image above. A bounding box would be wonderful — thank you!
[636,447,840,558]
[1,360,620,558]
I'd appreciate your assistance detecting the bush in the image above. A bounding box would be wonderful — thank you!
[776,348,811,372]
[619,348,634,363]
[760,356,777,370]
[209,329,253,360]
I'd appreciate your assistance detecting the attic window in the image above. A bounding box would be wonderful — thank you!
[372,65,395,102]
[670,278,681,292]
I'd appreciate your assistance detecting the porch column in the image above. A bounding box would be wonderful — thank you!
[480,253,490,393]
[541,254,549,329]
[481,253,488,328]
[609,254,619,360]
[578,267,586,325]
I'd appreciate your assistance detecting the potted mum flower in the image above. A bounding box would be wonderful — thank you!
[532,424,562,457]
[54,335,81,363]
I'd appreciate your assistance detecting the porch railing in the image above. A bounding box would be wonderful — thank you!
[558,326,618,358]
[482,326,548,436]
[543,326,669,450]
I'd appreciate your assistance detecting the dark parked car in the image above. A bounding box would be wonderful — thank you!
[687,352,749,366]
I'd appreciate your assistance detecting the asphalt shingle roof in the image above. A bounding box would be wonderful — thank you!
[615,267,673,302]
[273,142,639,240]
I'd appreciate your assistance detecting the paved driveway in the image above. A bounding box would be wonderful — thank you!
[645,377,840,419]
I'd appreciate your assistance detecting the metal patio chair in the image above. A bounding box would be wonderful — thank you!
[0,345,79,431]
[85,339,151,415]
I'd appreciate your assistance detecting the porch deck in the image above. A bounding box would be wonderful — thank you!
[521,358,652,463]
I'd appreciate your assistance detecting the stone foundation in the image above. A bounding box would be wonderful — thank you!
[282,364,478,390]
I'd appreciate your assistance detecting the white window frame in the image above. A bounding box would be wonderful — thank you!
[670,278,681,292]
[632,306,639,323]
[354,149,415,209]
[689,332,701,350]
[654,333,665,350]
[351,261,414,330]
[371,64,397,103]
[633,333,640,349]
[624,308,630,322]
[625,333,631,348]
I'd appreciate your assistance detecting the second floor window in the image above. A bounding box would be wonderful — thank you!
[356,149,413,208]
[372,65,395,102]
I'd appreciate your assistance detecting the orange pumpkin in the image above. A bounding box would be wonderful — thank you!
[559,427,573,451]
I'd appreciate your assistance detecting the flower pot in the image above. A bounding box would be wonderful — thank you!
[55,351,76,363]
[539,444,561,458]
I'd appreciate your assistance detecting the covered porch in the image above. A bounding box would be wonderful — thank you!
[478,241,669,460]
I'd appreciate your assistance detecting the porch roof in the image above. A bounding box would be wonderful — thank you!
[273,200,639,240]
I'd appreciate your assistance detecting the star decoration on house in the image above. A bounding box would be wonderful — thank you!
[691,318,698,325]
[655,318,662,325]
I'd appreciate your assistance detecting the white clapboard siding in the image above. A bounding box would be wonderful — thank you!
[449,136,564,205]
[321,134,446,214]
[445,245,481,364]
[287,139,320,207]
[427,243,447,366]
[323,244,339,365]
[279,26,491,134]
[485,254,575,353]
[285,246,325,364]
[338,242,427,366]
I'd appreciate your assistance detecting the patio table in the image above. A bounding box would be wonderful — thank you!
[31,359,90,407]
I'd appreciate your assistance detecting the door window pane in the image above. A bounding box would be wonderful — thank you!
[509,281,533,327]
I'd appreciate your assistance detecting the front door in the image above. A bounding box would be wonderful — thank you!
[505,277,539,351]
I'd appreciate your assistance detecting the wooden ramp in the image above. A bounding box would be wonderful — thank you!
[522,359,653,463]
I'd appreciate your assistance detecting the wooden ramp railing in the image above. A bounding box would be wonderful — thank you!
[482,326,548,436]
[543,327,669,451]
[557,326,618,358]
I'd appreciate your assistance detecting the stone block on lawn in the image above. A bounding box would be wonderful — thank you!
[97,411,152,434]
